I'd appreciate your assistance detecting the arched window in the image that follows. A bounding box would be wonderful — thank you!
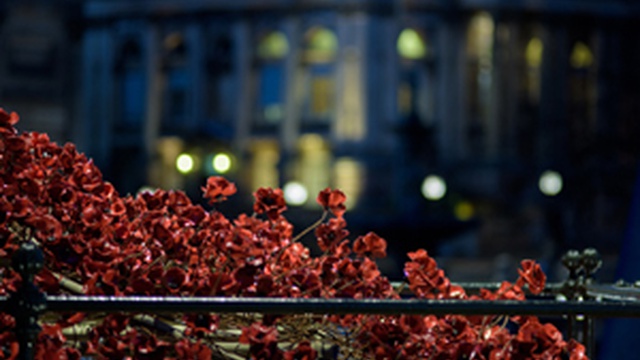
[254,31,289,128]
[162,32,189,128]
[294,134,331,207]
[248,139,280,190]
[570,42,594,69]
[466,12,495,156]
[396,28,431,119]
[397,28,427,61]
[300,26,338,127]
[525,37,543,102]
[115,39,145,129]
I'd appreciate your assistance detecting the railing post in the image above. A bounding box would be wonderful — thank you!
[581,248,602,359]
[561,249,582,343]
[7,241,46,360]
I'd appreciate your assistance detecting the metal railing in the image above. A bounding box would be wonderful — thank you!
[0,242,635,360]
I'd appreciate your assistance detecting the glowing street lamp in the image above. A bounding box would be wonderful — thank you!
[212,153,232,174]
[421,175,447,201]
[283,181,308,206]
[538,170,563,196]
[176,153,195,174]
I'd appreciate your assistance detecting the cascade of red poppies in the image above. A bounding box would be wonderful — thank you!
[0,108,587,359]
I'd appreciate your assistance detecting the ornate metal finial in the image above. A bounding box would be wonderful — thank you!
[8,241,46,360]
[581,248,602,284]
[561,249,584,300]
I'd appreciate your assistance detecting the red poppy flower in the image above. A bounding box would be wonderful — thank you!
[253,187,287,221]
[284,340,317,360]
[515,318,565,358]
[202,176,237,204]
[316,188,347,218]
[239,322,283,359]
[495,281,526,301]
[0,108,19,128]
[567,339,588,360]
[26,214,63,244]
[353,232,387,258]
[358,257,381,282]
[517,259,547,295]
[163,267,191,295]
[404,250,454,298]
[175,339,213,360]
[315,217,349,252]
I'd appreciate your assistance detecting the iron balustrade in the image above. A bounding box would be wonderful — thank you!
[1,242,637,360]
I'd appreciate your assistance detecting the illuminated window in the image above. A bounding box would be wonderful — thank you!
[336,48,365,141]
[152,137,187,190]
[304,27,338,63]
[257,31,289,60]
[295,134,330,206]
[254,31,289,127]
[397,28,427,60]
[249,140,280,190]
[525,37,543,68]
[525,37,543,102]
[570,42,594,69]
[300,27,337,126]
[466,12,495,156]
[115,39,145,129]
[467,13,494,62]
[396,27,434,124]
[333,157,364,210]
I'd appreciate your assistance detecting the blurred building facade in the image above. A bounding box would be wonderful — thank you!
[2,0,640,267]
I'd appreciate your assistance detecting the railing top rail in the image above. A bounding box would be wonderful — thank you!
[1,295,638,317]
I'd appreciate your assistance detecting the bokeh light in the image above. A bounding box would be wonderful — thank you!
[538,170,563,196]
[212,153,232,173]
[421,175,447,201]
[176,153,195,174]
[283,181,309,206]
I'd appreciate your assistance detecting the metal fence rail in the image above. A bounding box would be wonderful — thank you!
[1,242,637,359]
[0,295,637,318]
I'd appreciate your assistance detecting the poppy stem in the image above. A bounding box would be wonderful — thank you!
[291,211,328,244]
[272,211,329,263]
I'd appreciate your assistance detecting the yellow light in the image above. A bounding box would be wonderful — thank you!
[283,181,308,206]
[257,31,290,59]
[526,37,543,68]
[397,28,427,60]
[212,153,232,173]
[176,153,195,174]
[421,175,447,201]
[454,201,475,221]
[539,170,563,196]
[570,42,593,69]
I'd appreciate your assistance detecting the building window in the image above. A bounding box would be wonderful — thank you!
[294,134,331,207]
[466,12,495,156]
[162,32,189,129]
[333,157,364,210]
[300,26,338,128]
[115,39,145,130]
[206,34,234,129]
[336,48,365,141]
[249,139,280,190]
[397,28,427,61]
[525,37,543,103]
[396,27,432,121]
[254,31,289,129]
[568,40,596,154]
